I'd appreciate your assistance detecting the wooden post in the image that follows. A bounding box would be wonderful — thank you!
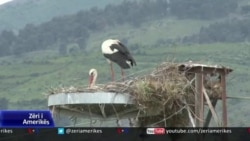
[221,73,227,127]
[221,72,229,141]
[195,73,204,127]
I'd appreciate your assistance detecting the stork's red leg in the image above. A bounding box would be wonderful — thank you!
[121,68,125,81]
[110,63,114,82]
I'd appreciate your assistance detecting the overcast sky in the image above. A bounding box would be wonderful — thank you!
[0,0,13,5]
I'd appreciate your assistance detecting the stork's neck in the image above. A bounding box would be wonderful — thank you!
[90,74,97,88]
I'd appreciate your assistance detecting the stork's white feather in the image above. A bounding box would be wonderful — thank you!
[126,61,130,65]
[101,39,119,54]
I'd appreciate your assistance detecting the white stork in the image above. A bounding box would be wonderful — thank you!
[88,68,98,88]
[101,39,136,81]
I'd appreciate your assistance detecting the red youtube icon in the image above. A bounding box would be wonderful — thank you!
[154,128,165,134]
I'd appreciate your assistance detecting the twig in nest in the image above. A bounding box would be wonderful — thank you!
[148,106,186,126]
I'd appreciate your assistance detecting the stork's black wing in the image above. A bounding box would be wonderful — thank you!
[109,41,130,54]
[109,41,136,66]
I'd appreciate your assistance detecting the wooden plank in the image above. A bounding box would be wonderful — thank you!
[204,99,217,127]
[203,89,219,127]
[178,66,232,75]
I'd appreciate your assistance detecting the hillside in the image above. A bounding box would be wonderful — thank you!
[0,0,124,31]
[0,0,249,127]
[0,17,249,126]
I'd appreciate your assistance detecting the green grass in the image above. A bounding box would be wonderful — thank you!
[0,17,249,126]
[2,42,248,102]
[1,17,247,103]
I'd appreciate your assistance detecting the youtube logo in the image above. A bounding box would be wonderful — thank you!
[146,128,165,135]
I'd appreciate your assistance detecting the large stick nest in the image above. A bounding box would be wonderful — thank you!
[46,62,223,127]
[126,62,195,127]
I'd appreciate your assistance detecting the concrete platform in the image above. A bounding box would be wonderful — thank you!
[48,92,141,119]
[48,92,134,106]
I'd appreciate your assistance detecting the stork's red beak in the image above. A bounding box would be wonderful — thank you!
[89,74,94,88]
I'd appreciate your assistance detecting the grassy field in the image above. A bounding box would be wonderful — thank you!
[0,16,249,126]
